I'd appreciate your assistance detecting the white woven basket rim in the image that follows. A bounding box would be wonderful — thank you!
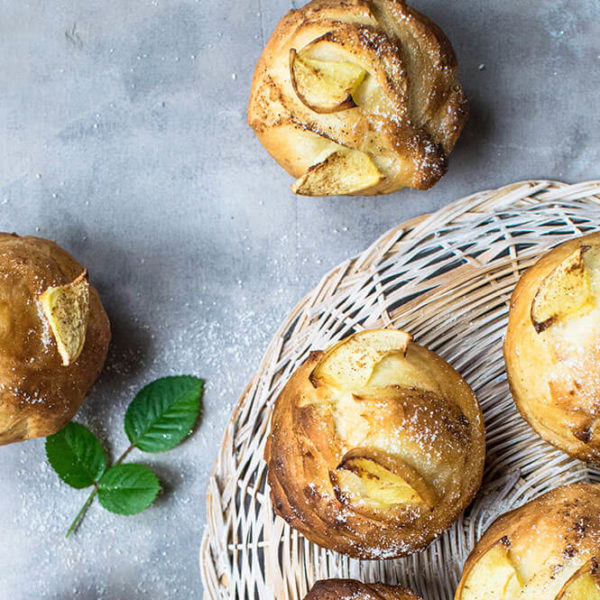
[200,179,600,600]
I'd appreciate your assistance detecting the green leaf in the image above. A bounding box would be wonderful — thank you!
[97,464,161,515]
[46,422,106,489]
[124,375,204,453]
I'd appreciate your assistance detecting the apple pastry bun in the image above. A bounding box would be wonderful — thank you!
[305,579,424,600]
[0,234,110,445]
[248,0,468,196]
[265,329,485,559]
[505,233,600,464]
[455,483,600,600]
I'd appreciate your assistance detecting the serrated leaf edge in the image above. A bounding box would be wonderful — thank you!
[124,375,204,453]
[97,464,161,516]
[45,422,106,489]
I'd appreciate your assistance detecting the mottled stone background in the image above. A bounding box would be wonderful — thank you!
[0,0,598,597]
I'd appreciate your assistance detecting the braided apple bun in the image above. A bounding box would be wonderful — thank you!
[265,329,485,559]
[248,0,468,196]
[455,483,600,600]
[305,579,424,600]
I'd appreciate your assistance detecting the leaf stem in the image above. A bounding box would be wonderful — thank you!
[66,484,98,538]
[64,444,136,538]
[114,443,135,466]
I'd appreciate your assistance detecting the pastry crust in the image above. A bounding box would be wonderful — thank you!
[504,232,600,464]
[265,329,485,559]
[0,234,110,445]
[248,0,468,196]
[305,579,424,600]
[455,483,600,600]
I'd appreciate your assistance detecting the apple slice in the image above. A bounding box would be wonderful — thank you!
[310,329,411,389]
[291,147,381,197]
[289,48,367,114]
[40,270,90,366]
[367,350,441,395]
[336,448,437,508]
[557,559,600,600]
[531,247,593,333]
[458,537,523,600]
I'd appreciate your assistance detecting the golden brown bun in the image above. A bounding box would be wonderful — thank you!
[248,0,468,196]
[305,579,424,600]
[265,329,485,559]
[455,483,600,600]
[0,234,110,445]
[504,232,600,464]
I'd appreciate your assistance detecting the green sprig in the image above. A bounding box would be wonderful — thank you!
[45,375,204,537]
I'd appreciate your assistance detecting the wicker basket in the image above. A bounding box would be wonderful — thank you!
[201,180,600,600]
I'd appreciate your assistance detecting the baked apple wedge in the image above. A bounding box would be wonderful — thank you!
[334,448,436,508]
[456,537,523,600]
[310,329,411,388]
[291,147,381,196]
[40,270,90,366]
[289,48,367,114]
[557,559,600,600]
[367,349,442,395]
[530,245,598,332]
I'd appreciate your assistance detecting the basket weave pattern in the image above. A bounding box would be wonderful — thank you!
[201,180,600,600]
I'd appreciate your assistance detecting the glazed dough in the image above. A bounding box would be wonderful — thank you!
[0,234,110,444]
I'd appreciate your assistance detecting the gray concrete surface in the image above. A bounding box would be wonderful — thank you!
[0,0,598,597]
